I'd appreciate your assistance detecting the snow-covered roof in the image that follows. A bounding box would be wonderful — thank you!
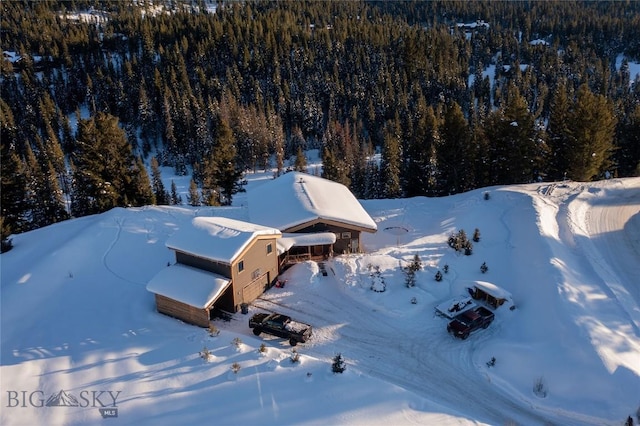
[276,232,337,254]
[146,263,231,309]
[247,172,377,233]
[472,280,513,301]
[166,216,281,264]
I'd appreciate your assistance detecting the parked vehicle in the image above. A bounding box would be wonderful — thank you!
[446,306,495,339]
[249,312,312,346]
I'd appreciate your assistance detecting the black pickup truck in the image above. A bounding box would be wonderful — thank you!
[446,306,495,339]
[249,312,312,346]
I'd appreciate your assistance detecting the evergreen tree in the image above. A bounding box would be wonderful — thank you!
[0,216,13,253]
[320,121,352,187]
[331,353,346,374]
[547,81,572,180]
[170,180,182,205]
[405,104,438,197]
[150,156,168,205]
[71,112,138,216]
[187,179,201,207]
[484,85,540,184]
[362,157,382,199]
[23,142,68,228]
[131,156,155,206]
[438,102,475,194]
[1,102,29,233]
[200,154,220,207]
[615,104,640,177]
[566,84,617,181]
[212,117,243,206]
[294,146,307,172]
[381,120,402,198]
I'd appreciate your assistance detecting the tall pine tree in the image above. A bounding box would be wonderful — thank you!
[380,118,402,199]
[566,84,617,181]
[438,102,475,195]
[71,112,148,216]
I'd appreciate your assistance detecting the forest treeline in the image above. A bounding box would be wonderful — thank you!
[2,0,640,246]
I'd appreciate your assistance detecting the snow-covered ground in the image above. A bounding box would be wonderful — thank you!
[1,169,639,425]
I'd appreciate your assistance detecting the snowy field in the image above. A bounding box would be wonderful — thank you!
[1,170,639,425]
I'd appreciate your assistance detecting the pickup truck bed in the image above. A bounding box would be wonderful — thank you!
[446,306,495,339]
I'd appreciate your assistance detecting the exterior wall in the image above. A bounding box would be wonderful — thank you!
[169,237,279,314]
[214,285,235,313]
[155,294,210,327]
[175,251,232,277]
[293,222,361,254]
[229,237,279,311]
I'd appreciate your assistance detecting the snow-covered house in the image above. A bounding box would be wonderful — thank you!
[248,172,377,268]
[146,217,281,326]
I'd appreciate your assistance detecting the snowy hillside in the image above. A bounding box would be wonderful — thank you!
[1,175,639,426]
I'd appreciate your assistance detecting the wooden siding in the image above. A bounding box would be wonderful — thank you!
[229,236,279,311]
[241,273,270,304]
[166,235,279,314]
[175,251,231,277]
[287,222,362,254]
[155,294,210,328]
[284,217,374,234]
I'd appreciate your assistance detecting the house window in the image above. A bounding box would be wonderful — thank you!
[341,232,351,239]
[238,260,244,273]
[266,243,273,254]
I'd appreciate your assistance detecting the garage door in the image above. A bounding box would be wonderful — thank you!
[242,273,269,303]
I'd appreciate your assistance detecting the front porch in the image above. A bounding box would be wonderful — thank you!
[278,244,332,271]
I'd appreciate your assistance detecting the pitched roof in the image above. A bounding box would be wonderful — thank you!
[146,263,231,309]
[166,216,281,263]
[247,172,377,233]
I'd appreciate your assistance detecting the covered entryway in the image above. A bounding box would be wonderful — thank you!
[242,273,270,304]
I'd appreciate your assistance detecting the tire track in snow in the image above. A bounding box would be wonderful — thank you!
[102,217,145,286]
[255,270,557,425]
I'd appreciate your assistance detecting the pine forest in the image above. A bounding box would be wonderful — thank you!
[2,0,640,245]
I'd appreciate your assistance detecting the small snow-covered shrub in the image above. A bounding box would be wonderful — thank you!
[486,357,496,367]
[231,337,243,348]
[259,343,267,353]
[331,353,346,374]
[231,362,241,374]
[404,254,422,288]
[480,262,488,273]
[370,266,386,292]
[443,264,449,273]
[208,324,220,337]
[473,228,481,242]
[290,348,300,363]
[199,346,212,361]
[464,241,473,255]
[435,270,443,282]
[533,376,547,398]
[410,297,417,304]
[484,191,490,200]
